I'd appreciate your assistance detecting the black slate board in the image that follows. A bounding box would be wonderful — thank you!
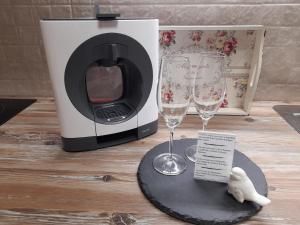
[137,139,268,225]
[273,105,300,134]
[0,99,36,126]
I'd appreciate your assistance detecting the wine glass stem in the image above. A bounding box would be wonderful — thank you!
[202,118,209,131]
[169,128,174,159]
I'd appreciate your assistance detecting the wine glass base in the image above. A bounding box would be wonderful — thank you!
[153,153,187,176]
[185,145,197,162]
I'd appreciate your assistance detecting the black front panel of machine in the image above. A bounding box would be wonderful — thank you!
[64,33,153,125]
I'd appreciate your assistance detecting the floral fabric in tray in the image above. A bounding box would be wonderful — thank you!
[159,27,259,110]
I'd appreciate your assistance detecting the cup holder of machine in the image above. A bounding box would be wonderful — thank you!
[94,102,132,123]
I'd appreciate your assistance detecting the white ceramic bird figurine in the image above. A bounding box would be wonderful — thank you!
[228,167,271,206]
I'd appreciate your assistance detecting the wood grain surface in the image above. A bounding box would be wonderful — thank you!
[0,99,299,225]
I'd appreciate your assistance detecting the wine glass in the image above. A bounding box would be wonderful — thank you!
[185,53,226,162]
[153,55,192,176]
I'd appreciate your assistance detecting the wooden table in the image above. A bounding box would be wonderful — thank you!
[0,99,299,225]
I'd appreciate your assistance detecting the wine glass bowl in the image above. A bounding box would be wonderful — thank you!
[185,53,226,162]
[153,55,192,175]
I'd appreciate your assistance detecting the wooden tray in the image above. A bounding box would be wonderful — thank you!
[159,25,266,115]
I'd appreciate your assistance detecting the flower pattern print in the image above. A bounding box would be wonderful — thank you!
[215,31,227,49]
[211,88,225,102]
[220,94,229,108]
[233,78,248,98]
[163,90,174,103]
[210,88,221,101]
[206,37,215,49]
[162,83,174,103]
[223,37,238,56]
[196,86,224,102]
[159,28,259,109]
[190,31,203,46]
[205,31,238,56]
[160,30,176,48]
[162,82,188,103]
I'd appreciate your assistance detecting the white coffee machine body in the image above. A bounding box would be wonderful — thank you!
[41,18,158,151]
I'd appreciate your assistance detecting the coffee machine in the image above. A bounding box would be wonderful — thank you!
[41,14,159,152]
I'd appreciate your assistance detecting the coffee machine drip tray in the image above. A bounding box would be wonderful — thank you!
[94,103,131,122]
